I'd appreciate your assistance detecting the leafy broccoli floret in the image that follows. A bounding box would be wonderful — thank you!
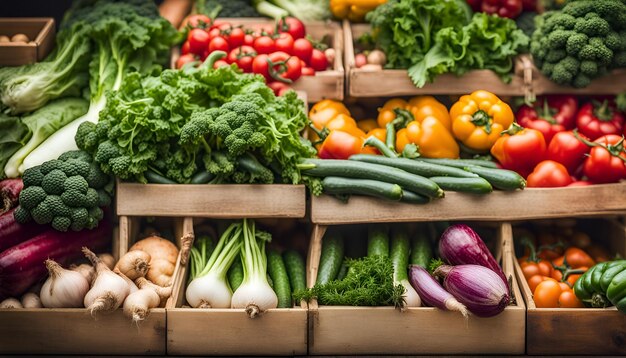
[13,206,31,222]
[70,207,89,231]
[97,189,111,207]
[566,33,588,55]
[548,30,574,49]
[574,14,610,37]
[613,51,626,67]
[573,73,592,88]
[75,121,100,152]
[52,216,72,232]
[210,100,268,157]
[580,60,598,76]
[18,186,47,210]
[304,176,324,197]
[179,108,218,146]
[64,175,89,194]
[605,31,623,51]
[544,13,577,32]
[551,61,576,84]
[41,169,68,195]
[204,151,235,177]
[545,49,567,63]
[58,149,92,163]
[22,167,44,187]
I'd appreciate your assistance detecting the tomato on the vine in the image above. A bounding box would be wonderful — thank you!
[254,36,275,54]
[274,32,294,54]
[252,52,302,83]
[268,82,291,96]
[209,36,230,54]
[227,46,256,73]
[187,28,211,56]
[277,17,306,39]
[292,38,313,64]
[534,280,562,308]
[225,27,245,48]
[243,34,255,46]
[176,53,196,69]
[186,14,212,29]
[301,67,315,76]
[181,41,191,55]
[252,54,271,81]
[208,27,222,40]
[310,48,328,71]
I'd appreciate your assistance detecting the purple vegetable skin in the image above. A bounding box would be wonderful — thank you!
[0,208,48,252]
[408,265,468,318]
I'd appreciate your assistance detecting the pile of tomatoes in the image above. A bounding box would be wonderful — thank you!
[176,15,331,94]
[516,226,610,308]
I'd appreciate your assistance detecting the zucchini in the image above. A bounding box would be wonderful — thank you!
[410,231,432,268]
[417,158,499,169]
[390,230,411,282]
[283,250,307,293]
[316,232,345,285]
[268,250,292,308]
[336,259,349,281]
[301,159,443,198]
[145,169,177,184]
[322,177,403,201]
[190,171,214,184]
[429,176,493,194]
[228,258,244,291]
[400,190,430,204]
[350,155,478,178]
[463,165,526,191]
[367,226,389,257]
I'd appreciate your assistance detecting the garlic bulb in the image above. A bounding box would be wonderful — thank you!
[40,259,90,308]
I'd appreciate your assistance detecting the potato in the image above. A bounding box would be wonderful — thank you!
[11,33,29,43]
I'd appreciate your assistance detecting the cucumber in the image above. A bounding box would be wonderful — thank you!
[417,158,499,169]
[390,230,410,282]
[350,155,478,178]
[145,169,177,184]
[410,231,432,268]
[322,176,403,201]
[268,250,292,308]
[367,226,389,257]
[228,258,244,291]
[283,250,307,293]
[336,259,349,281]
[400,190,430,204]
[316,232,345,285]
[190,171,214,184]
[463,165,526,191]
[429,176,493,194]
[301,159,443,198]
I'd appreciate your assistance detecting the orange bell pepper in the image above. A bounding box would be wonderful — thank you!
[395,117,460,159]
[367,128,387,142]
[357,118,378,133]
[450,90,514,152]
[325,114,367,138]
[308,100,351,142]
[406,96,452,131]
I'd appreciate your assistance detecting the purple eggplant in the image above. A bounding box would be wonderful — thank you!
[0,208,48,252]
[408,265,468,318]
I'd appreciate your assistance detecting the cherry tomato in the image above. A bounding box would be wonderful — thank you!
[564,247,595,268]
[302,67,315,76]
[534,280,562,308]
[186,14,212,29]
[210,20,230,30]
[176,53,197,69]
[225,27,245,48]
[268,51,302,82]
[187,28,211,56]
[268,82,291,96]
[181,41,191,55]
[527,275,555,293]
[209,36,230,54]
[568,180,592,186]
[521,260,553,280]
[310,48,328,71]
[274,32,294,54]
[254,36,275,54]
[252,54,271,81]
[243,34,255,46]
[227,46,257,73]
[208,27,222,40]
[558,289,585,308]
[277,17,306,39]
[213,60,229,69]
[292,38,313,63]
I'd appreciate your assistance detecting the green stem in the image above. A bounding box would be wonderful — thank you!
[471,110,493,134]
[573,130,626,163]
[594,100,613,121]
[520,236,539,262]
[501,122,525,136]
[364,136,398,158]
[201,50,227,69]
[385,122,397,152]
[540,98,557,124]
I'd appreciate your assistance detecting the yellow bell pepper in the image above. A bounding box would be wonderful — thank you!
[395,117,460,159]
[450,90,514,152]
[357,118,378,133]
[406,96,452,131]
[308,100,351,142]
[330,0,388,22]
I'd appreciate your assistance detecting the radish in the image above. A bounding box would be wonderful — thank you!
[0,208,48,252]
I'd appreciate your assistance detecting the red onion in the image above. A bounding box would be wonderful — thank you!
[434,264,510,317]
[439,224,508,291]
[408,265,468,318]
[0,179,23,214]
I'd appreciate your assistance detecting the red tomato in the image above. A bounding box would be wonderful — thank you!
[208,28,222,40]
[186,14,212,29]
[274,32,294,54]
[310,49,328,71]
[209,36,230,54]
[181,41,191,55]
[546,131,590,174]
[210,20,230,30]
[277,17,306,39]
[268,82,291,96]
[527,160,574,188]
[176,53,197,69]
[213,60,229,69]
[292,38,313,64]
[355,53,367,68]
[187,28,211,56]
[302,67,315,76]
[243,34,255,46]
[583,134,626,183]
[225,27,245,48]
[227,46,257,73]
[268,51,302,82]
[254,36,275,54]
[568,180,593,187]
[252,54,271,81]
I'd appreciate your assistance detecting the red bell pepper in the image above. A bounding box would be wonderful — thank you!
[546,131,590,174]
[527,160,574,188]
[578,134,626,184]
[480,0,523,18]
[490,123,547,178]
[517,96,578,144]
[317,130,376,160]
[576,101,624,140]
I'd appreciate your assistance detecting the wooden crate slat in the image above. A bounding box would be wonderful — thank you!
[310,183,626,224]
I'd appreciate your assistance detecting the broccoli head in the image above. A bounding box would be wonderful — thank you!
[14,150,112,232]
[210,100,268,157]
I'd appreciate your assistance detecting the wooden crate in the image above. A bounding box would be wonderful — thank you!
[345,21,527,97]
[306,222,526,355]
[171,18,344,102]
[0,217,191,355]
[310,183,626,224]
[513,218,626,355]
[166,218,308,356]
[0,18,55,66]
